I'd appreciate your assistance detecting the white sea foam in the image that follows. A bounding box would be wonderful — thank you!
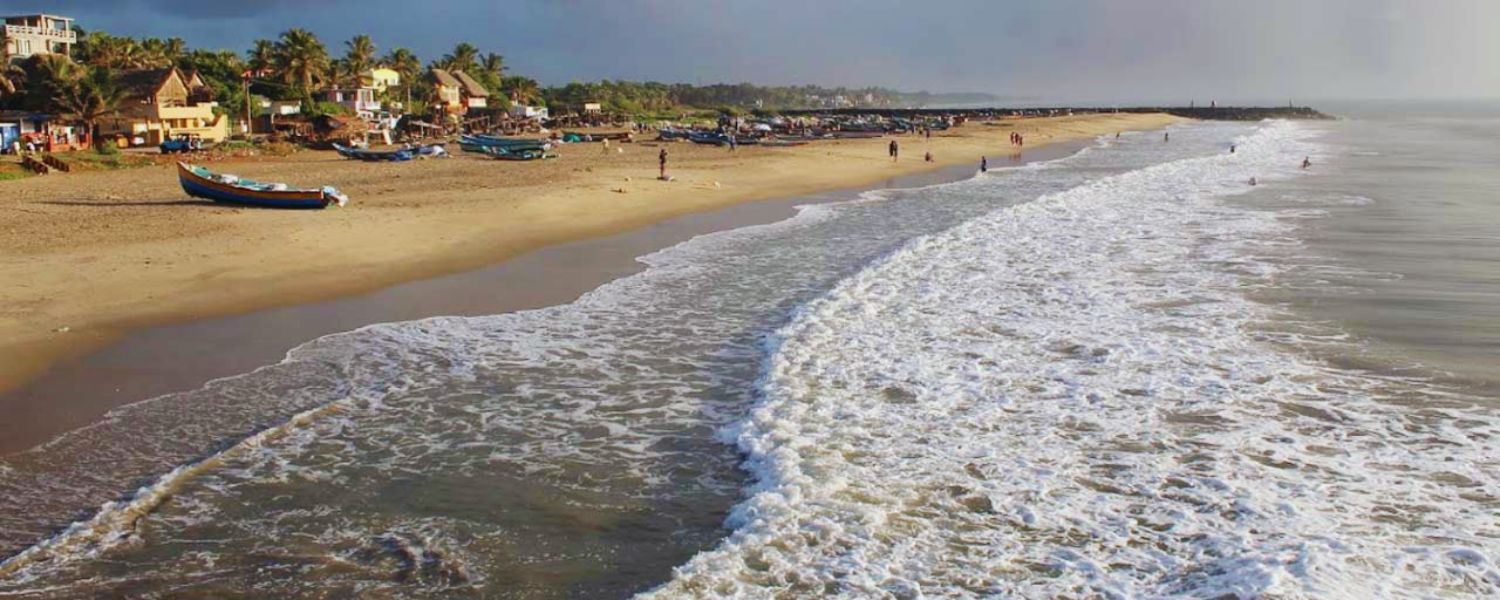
[650,122,1500,599]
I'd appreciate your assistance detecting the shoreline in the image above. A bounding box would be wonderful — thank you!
[0,113,1180,454]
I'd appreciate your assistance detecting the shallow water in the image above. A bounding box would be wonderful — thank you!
[2,112,1496,598]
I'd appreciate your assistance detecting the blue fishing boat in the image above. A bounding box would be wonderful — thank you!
[459,135,552,154]
[688,131,730,145]
[478,144,555,161]
[332,142,414,162]
[177,162,348,209]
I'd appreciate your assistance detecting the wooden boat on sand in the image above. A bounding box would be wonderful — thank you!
[332,142,414,162]
[177,162,348,209]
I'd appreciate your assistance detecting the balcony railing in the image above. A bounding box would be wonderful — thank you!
[3,25,77,42]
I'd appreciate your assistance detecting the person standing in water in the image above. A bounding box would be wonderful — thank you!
[1230,144,1236,154]
[1302,156,1312,169]
[1164,132,1170,142]
[981,156,988,173]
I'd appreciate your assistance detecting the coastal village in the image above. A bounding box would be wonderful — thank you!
[0,11,1315,407]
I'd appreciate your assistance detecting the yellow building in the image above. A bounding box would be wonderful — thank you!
[102,67,230,145]
[362,67,399,92]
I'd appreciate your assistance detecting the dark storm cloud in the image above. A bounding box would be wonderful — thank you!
[19,0,1498,102]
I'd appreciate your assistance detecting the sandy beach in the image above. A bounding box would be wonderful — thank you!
[0,112,1180,402]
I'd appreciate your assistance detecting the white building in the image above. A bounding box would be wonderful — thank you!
[509,104,548,120]
[2,14,74,62]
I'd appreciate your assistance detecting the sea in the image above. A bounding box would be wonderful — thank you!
[1,103,1496,598]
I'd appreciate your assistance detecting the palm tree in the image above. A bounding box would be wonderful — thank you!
[246,39,275,75]
[503,76,541,105]
[51,66,127,151]
[272,28,330,94]
[0,62,24,101]
[383,47,421,106]
[481,53,504,79]
[344,34,376,86]
[440,42,479,74]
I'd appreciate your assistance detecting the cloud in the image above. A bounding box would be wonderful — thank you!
[31,0,1500,101]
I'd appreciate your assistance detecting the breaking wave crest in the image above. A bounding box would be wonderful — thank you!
[652,122,1500,599]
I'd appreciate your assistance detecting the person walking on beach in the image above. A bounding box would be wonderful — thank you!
[889,139,899,162]
[728,135,737,152]
[659,148,668,180]
[1164,132,1170,142]
[981,156,988,173]
[924,150,933,163]
[1230,144,1236,154]
[602,138,610,154]
[1302,156,1312,169]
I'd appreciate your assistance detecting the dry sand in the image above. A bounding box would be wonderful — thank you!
[0,113,1182,394]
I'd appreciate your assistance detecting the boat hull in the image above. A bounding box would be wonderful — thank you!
[177,163,335,209]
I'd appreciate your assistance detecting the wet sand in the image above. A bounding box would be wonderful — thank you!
[0,115,1178,454]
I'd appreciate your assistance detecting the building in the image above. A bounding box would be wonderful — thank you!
[321,87,381,119]
[362,67,399,93]
[509,104,548,121]
[101,67,229,145]
[430,68,490,114]
[2,14,74,62]
[451,71,489,110]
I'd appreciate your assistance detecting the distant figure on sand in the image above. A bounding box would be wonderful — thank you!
[924,151,933,163]
[602,138,610,154]
[1302,156,1312,169]
[728,136,737,152]
[1164,132,1170,142]
[659,148,668,180]
[981,156,988,173]
[889,139,899,162]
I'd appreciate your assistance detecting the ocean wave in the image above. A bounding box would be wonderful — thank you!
[650,121,1500,599]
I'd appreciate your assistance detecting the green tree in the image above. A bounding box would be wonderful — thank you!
[343,34,376,87]
[246,39,275,74]
[0,61,24,103]
[51,66,128,151]
[272,28,330,94]
[438,42,478,74]
[382,47,422,106]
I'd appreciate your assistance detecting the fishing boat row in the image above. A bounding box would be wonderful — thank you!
[176,162,347,209]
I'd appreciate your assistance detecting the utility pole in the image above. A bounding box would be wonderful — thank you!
[243,73,252,139]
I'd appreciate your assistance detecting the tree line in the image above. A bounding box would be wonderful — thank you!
[0,26,968,149]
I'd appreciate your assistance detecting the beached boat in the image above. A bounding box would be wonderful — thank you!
[459,135,552,154]
[688,131,730,145]
[478,145,555,161]
[176,162,348,209]
[657,128,691,140]
[332,143,414,162]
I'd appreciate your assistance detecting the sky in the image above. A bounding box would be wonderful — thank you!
[18,0,1500,103]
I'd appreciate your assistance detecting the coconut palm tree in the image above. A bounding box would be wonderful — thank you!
[481,53,504,79]
[439,42,479,74]
[273,28,330,94]
[503,75,541,105]
[246,39,275,75]
[0,61,24,100]
[344,34,376,86]
[382,47,421,106]
[51,66,127,151]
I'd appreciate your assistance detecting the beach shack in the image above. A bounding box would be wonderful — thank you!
[430,68,464,115]
[0,110,83,152]
[452,71,490,110]
[102,67,229,146]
